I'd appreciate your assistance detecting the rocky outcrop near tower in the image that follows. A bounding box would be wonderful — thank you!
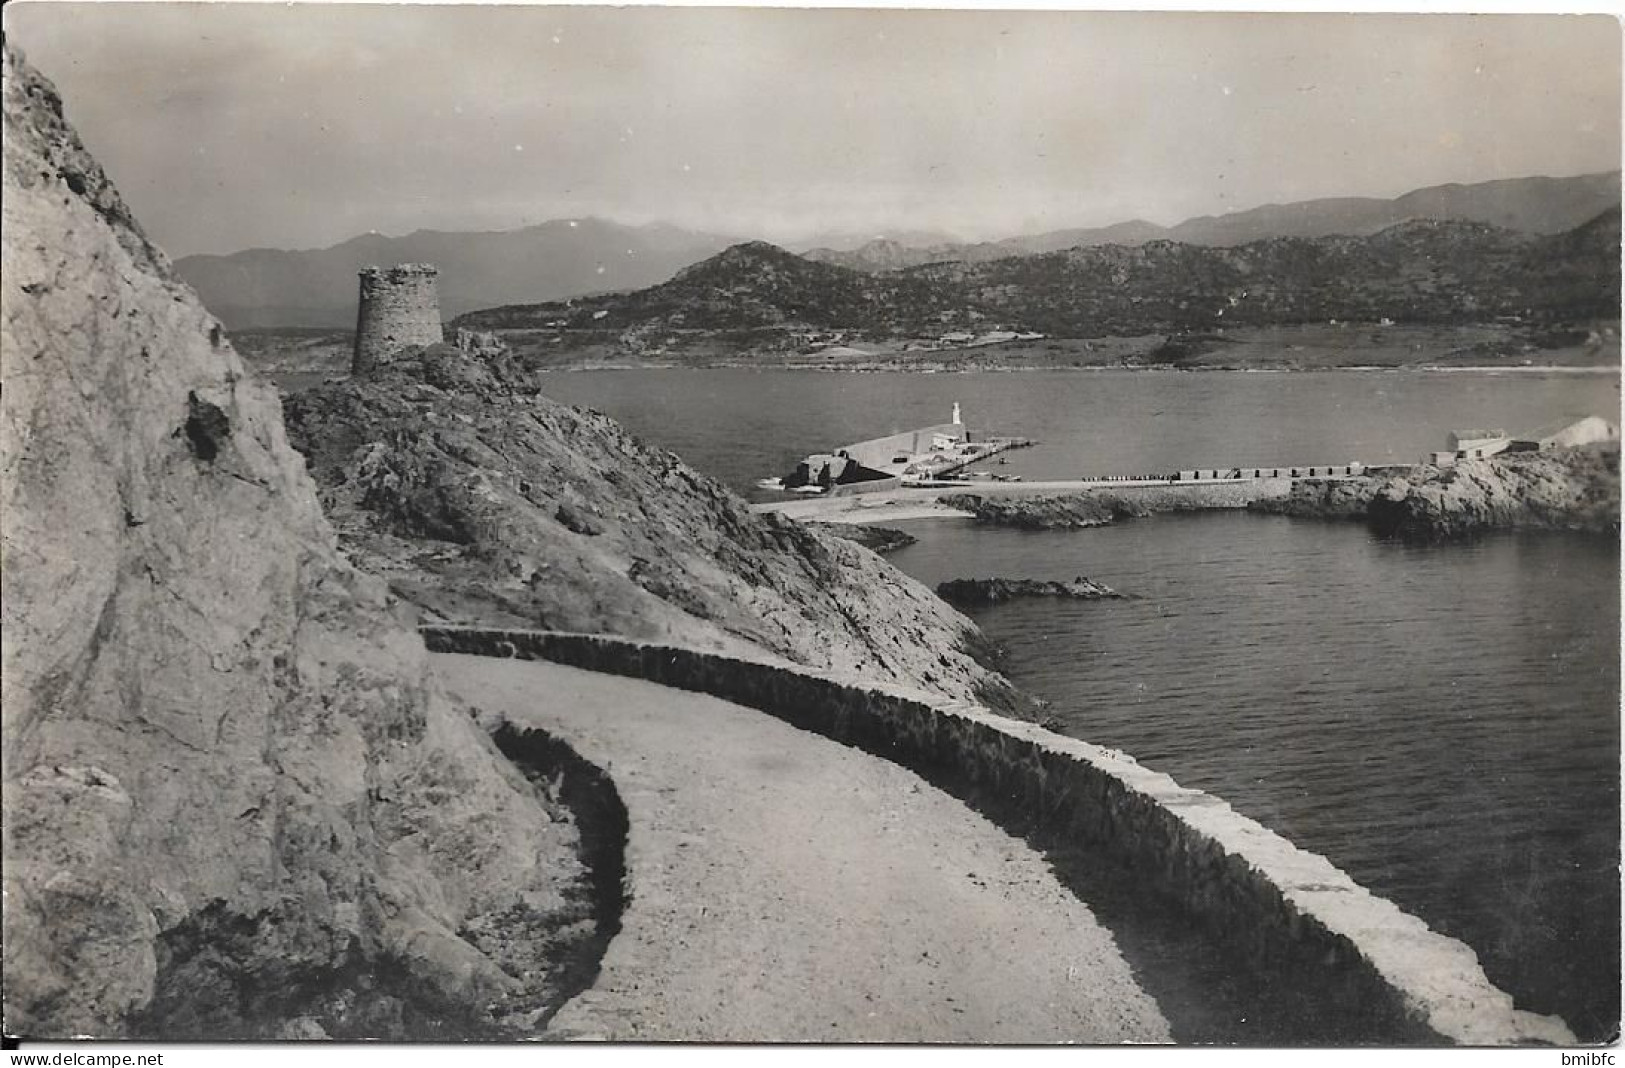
[282,345,1032,717]
[352,264,443,375]
[2,44,593,1039]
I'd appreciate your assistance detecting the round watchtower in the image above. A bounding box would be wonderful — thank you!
[352,263,444,375]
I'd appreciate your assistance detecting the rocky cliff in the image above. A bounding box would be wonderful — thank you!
[2,44,597,1039]
[1367,446,1620,539]
[282,346,1027,714]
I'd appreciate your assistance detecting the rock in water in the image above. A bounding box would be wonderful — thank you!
[936,577,1126,607]
[2,44,590,1039]
[807,522,919,554]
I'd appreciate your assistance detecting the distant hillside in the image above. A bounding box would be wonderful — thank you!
[1508,206,1624,321]
[456,240,974,339]
[175,218,737,328]
[941,211,1620,334]
[1163,172,1622,247]
[801,238,965,273]
[455,210,1620,347]
[805,172,1621,273]
[805,221,1170,271]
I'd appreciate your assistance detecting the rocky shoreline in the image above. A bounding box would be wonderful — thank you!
[1250,447,1620,538]
[931,449,1617,541]
[1369,446,1621,538]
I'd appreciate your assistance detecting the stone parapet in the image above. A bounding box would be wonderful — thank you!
[420,623,1577,1047]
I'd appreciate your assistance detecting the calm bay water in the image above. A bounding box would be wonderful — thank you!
[537,368,1620,1039]
[888,515,1620,1040]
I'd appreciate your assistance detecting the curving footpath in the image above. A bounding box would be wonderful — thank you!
[425,627,1580,1046]
[433,653,1172,1043]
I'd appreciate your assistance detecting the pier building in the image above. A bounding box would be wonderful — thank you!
[1429,417,1617,466]
[1445,429,1512,461]
[779,404,1022,493]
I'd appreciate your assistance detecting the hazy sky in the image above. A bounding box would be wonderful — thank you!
[6,3,1620,256]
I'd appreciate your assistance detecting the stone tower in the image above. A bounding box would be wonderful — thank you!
[352,263,443,375]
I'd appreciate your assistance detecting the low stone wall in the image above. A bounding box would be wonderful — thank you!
[421,624,1576,1047]
[1177,463,1365,481]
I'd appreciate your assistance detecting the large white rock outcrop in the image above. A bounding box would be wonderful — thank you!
[2,43,589,1038]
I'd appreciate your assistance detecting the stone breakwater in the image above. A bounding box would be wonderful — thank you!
[419,625,1576,1047]
[940,479,1291,530]
[1249,477,1383,521]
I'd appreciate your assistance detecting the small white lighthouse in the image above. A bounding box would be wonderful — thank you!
[951,402,962,426]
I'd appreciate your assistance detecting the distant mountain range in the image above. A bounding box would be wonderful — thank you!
[454,208,1620,345]
[182,171,1618,329]
[174,219,739,328]
[803,172,1623,272]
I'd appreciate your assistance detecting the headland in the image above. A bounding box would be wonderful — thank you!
[3,35,1615,1047]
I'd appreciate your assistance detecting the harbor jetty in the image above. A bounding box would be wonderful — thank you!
[756,477,1299,526]
[759,415,1619,526]
[754,400,1367,523]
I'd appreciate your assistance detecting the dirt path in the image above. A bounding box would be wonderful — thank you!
[433,653,1171,1043]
